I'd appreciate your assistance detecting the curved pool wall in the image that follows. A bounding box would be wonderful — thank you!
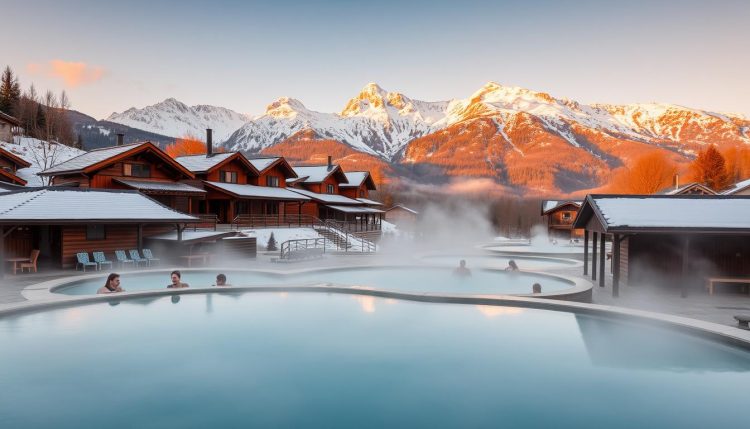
[42,266,593,301]
[482,243,587,259]
[418,252,582,270]
[3,288,750,428]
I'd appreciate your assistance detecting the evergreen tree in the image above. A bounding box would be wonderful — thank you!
[0,66,21,116]
[267,232,278,251]
[691,145,730,191]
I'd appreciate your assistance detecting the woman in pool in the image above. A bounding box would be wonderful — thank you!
[167,270,190,289]
[505,260,519,272]
[97,273,124,294]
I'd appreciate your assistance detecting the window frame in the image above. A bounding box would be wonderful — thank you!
[86,224,106,240]
[266,176,280,187]
[123,163,151,178]
[327,184,335,194]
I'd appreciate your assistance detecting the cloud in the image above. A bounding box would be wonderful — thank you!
[27,60,106,87]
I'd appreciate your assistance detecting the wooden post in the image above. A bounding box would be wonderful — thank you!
[583,230,589,275]
[613,234,621,298]
[176,224,183,242]
[0,226,5,280]
[599,234,605,287]
[682,236,690,298]
[592,232,598,281]
[137,224,143,251]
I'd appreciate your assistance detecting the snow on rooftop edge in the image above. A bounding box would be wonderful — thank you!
[593,197,750,228]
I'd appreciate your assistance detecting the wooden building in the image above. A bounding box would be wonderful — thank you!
[286,187,383,230]
[540,200,583,239]
[38,141,206,213]
[340,171,376,200]
[385,205,418,228]
[291,158,349,196]
[0,146,31,186]
[660,182,717,196]
[0,188,197,275]
[0,112,20,143]
[573,194,750,298]
[721,178,750,196]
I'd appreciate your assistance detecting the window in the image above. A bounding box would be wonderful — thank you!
[562,212,572,220]
[220,170,238,183]
[123,163,151,178]
[266,176,280,187]
[86,224,106,240]
[265,202,279,215]
[327,184,335,194]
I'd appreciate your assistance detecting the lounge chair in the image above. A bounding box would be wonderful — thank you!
[142,248,160,266]
[19,249,40,273]
[93,251,113,271]
[115,250,134,269]
[129,249,149,267]
[76,252,98,272]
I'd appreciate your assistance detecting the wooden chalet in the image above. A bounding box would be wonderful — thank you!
[660,182,717,196]
[385,205,418,228]
[340,171,377,200]
[37,139,206,213]
[721,178,750,196]
[0,146,31,186]
[0,188,197,274]
[573,194,750,298]
[0,112,21,143]
[540,200,583,239]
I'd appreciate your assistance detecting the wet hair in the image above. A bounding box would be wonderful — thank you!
[104,273,120,291]
[532,283,542,294]
[171,270,181,279]
[508,260,519,270]
[216,274,226,284]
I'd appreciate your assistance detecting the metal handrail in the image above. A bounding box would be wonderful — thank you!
[280,237,327,260]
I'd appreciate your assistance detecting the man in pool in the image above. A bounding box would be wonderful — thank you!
[453,260,472,277]
[167,270,190,289]
[97,273,124,294]
[214,274,231,287]
[532,283,542,294]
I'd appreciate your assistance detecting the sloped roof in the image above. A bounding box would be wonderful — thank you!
[356,197,383,206]
[204,181,310,201]
[287,187,361,205]
[721,178,750,195]
[247,157,298,178]
[248,157,279,172]
[573,194,750,233]
[39,142,194,178]
[0,111,20,126]
[175,152,259,175]
[0,168,26,186]
[0,188,198,224]
[541,200,582,215]
[292,165,348,184]
[660,182,717,196]
[340,171,376,190]
[386,204,418,215]
[0,147,32,169]
[114,179,206,194]
[327,205,385,214]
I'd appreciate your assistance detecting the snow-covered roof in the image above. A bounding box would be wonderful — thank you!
[541,200,582,214]
[147,230,238,243]
[292,165,347,183]
[574,195,750,232]
[248,157,280,172]
[386,204,418,214]
[0,188,198,224]
[356,197,383,206]
[39,142,145,174]
[661,182,716,196]
[327,205,385,214]
[722,178,750,195]
[287,187,361,204]
[204,181,310,201]
[340,172,368,187]
[174,152,236,173]
[114,179,206,194]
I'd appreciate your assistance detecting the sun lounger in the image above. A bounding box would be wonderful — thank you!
[76,252,98,272]
[734,315,750,330]
[142,249,160,266]
[93,251,113,271]
[115,250,134,269]
[129,249,149,267]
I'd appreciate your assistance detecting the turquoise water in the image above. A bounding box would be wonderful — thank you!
[420,254,578,270]
[1,293,749,428]
[53,267,574,296]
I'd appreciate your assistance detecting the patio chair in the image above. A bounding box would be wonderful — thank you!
[76,252,98,272]
[142,248,160,266]
[93,251,113,271]
[115,250,134,269]
[19,249,40,273]
[129,249,149,267]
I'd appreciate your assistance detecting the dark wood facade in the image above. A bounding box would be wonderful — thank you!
[541,201,582,239]
[0,147,31,185]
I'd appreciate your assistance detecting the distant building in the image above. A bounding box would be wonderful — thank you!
[721,178,750,196]
[659,182,717,196]
[386,204,418,227]
[540,200,582,239]
[0,146,31,186]
[0,112,20,143]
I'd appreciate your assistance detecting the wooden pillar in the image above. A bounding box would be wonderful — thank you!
[137,224,143,251]
[176,224,183,242]
[613,234,621,298]
[599,234,605,287]
[592,232,598,281]
[583,230,589,275]
[0,226,5,279]
[681,236,690,298]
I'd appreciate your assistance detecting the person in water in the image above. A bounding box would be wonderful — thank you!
[532,283,542,294]
[453,259,472,277]
[167,270,190,289]
[505,260,519,272]
[214,273,231,287]
[97,273,124,294]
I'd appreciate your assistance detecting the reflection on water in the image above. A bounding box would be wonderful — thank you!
[475,305,524,318]
[353,295,377,313]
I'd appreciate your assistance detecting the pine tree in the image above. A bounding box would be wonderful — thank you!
[691,145,730,191]
[266,232,278,251]
[0,66,21,116]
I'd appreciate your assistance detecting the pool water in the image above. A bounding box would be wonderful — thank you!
[53,267,574,296]
[1,293,749,428]
[419,254,579,270]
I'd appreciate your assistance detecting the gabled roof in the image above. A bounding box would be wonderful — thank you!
[247,157,297,178]
[0,111,20,126]
[340,171,376,190]
[386,204,418,215]
[175,152,259,176]
[356,197,383,206]
[292,165,348,184]
[327,205,385,214]
[0,188,198,224]
[0,168,27,186]
[0,147,32,169]
[287,187,362,205]
[38,142,195,179]
[114,178,206,195]
[660,182,717,196]
[204,181,310,201]
[721,178,750,195]
[572,194,750,233]
[541,200,582,215]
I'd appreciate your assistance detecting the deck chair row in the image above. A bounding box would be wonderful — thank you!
[75,249,160,272]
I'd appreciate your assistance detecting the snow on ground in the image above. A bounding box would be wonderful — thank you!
[1,137,85,186]
[243,228,323,250]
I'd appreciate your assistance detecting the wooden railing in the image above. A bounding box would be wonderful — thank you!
[192,214,218,231]
[232,214,318,229]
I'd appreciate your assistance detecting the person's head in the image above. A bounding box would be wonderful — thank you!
[171,270,181,285]
[509,260,518,270]
[216,274,226,286]
[171,295,181,304]
[104,273,120,291]
[532,283,542,294]
[459,260,466,268]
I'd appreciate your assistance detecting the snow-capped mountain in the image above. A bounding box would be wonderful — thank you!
[106,98,250,143]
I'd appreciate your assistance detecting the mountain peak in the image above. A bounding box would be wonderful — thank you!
[265,97,308,118]
[341,82,408,116]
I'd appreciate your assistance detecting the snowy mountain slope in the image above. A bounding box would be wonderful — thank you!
[106,98,250,142]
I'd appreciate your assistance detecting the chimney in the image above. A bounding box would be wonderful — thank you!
[116,133,124,146]
[327,155,332,169]
[674,174,679,190]
[206,128,213,157]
